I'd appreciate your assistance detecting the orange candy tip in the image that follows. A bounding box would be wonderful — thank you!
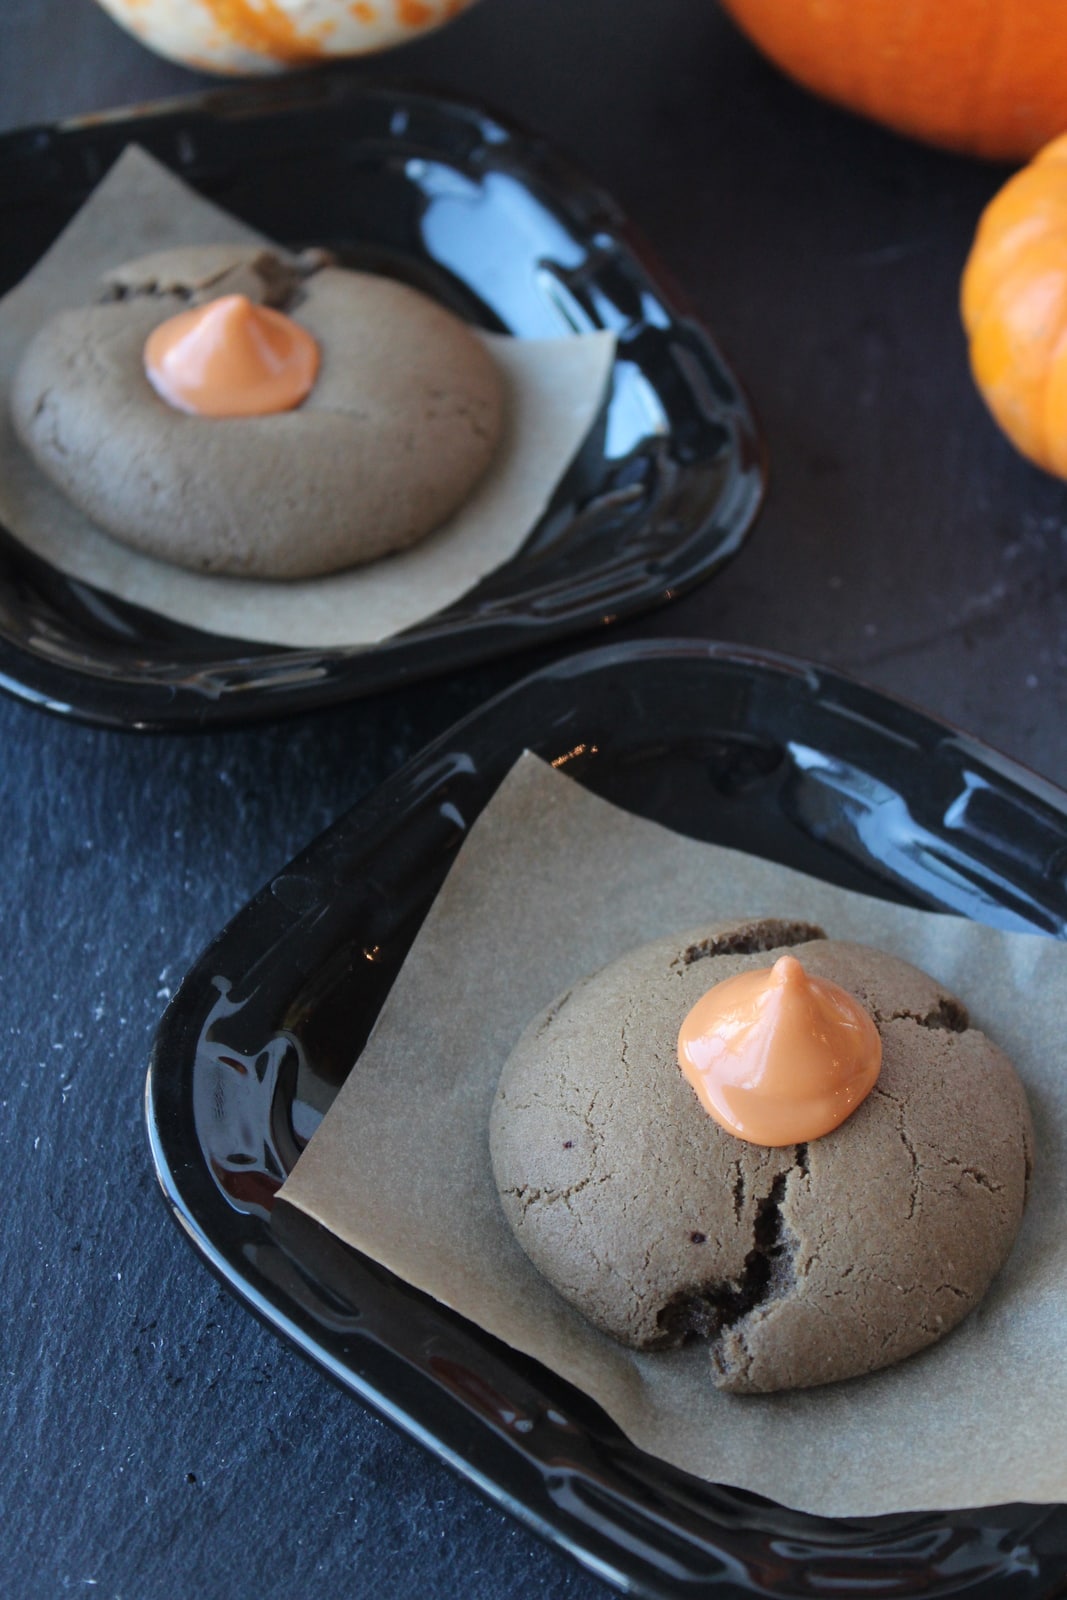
[143,293,320,418]
[677,953,882,1148]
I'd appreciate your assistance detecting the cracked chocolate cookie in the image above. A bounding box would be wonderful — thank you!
[489,917,1034,1393]
[9,244,504,579]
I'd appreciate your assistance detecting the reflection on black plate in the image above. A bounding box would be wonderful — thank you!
[147,640,1067,1599]
[0,76,763,731]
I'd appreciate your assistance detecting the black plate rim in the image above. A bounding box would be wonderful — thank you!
[145,636,1067,1599]
[0,73,765,732]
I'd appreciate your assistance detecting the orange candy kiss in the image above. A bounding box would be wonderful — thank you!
[677,954,882,1147]
[143,293,319,417]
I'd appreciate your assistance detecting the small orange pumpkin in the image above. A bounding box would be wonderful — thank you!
[961,134,1067,476]
[718,0,1067,162]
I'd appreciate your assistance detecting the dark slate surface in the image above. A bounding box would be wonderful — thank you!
[2,3,1066,1598]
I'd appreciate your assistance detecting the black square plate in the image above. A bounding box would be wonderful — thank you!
[147,639,1067,1598]
[0,77,763,731]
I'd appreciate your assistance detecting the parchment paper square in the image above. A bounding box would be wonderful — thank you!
[0,147,616,648]
[282,754,1067,1518]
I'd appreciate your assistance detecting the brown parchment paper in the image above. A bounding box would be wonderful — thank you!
[281,753,1067,1519]
[0,147,616,648]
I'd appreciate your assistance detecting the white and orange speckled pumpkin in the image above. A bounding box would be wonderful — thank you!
[93,0,478,75]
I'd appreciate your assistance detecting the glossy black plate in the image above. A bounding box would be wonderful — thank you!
[0,76,763,731]
[147,639,1067,1599]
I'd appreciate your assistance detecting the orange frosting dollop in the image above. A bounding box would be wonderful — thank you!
[143,293,320,417]
[677,954,882,1147]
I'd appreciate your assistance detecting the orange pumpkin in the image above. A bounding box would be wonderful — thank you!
[961,134,1067,476]
[718,0,1067,161]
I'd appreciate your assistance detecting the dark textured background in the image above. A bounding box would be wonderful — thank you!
[2,3,1065,1597]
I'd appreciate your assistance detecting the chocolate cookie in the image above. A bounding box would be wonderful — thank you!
[489,918,1034,1393]
[10,244,504,579]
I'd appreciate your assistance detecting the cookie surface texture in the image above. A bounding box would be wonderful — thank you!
[10,245,504,579]
[489,918,1034,1393]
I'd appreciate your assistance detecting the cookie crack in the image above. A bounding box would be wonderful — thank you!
[671,920,824,969]
[871,1084,922,1219]
[505,1174,607,1214]
[102,264,235,305]
[31,387,68,457]
[943,1157,1003,1194]
[730,1159,745,1220]
[98,248,331,311]
[652,1151,806,1359]
[534,988,573,1039]
[876,998,969,1032]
